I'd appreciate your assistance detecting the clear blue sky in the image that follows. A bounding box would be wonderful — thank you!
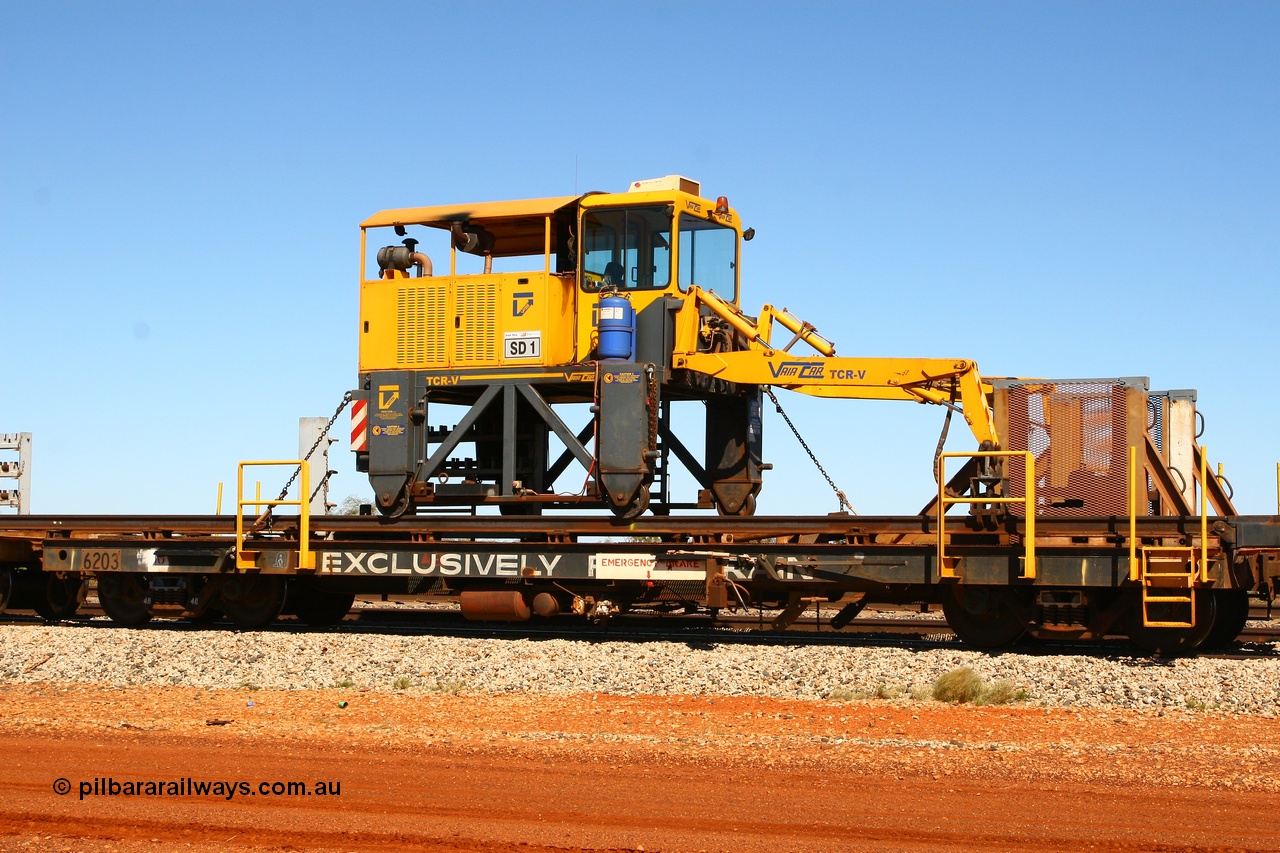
[2,2,1277,515]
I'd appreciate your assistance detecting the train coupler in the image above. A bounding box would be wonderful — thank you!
[569,596,619,624]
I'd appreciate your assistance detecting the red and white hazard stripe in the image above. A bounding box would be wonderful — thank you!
[350,399,368,451]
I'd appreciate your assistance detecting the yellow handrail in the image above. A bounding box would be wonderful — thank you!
[1200,445,1208,583]
[936,450,1036,580]
[1130,443,1212,584]
[1128,445,1139,582]
[235,460,313,571]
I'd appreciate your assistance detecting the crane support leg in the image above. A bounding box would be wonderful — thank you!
[704,392,764,516]
[596,363,658,519]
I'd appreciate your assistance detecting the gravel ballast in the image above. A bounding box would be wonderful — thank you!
[4,622,1280,714]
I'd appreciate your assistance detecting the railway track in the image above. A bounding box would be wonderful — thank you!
[5,602,1278,658]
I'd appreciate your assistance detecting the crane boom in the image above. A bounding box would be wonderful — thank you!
[676,287,1000,449]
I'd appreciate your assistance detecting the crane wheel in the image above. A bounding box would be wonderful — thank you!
[610,489,650,520]
[375,480,414,519]
[716,494,757,517]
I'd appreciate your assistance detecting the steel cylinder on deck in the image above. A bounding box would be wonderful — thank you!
[597,292,635,361]
[459,590,532,621]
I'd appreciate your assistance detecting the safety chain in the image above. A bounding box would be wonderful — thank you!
[252,392,353,532]
[764,387,857,515]
[646,365,659,458]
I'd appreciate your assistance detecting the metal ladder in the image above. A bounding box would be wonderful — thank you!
[1138,547,1198,628]
[1127,444,1210,629]
[936,450,1037,580]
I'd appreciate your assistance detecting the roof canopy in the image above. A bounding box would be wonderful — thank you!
[361,196,581,258]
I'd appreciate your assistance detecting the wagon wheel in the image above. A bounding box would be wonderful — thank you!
[97,573,152,626]
[219,575,286,630]
[186,606,224,626]
[287,579,355,627]
[1200,589,1250,650]
[33,572,87,622]
[941,584,1028,649]
[0,567,12,614]
[1123,589,1216,655]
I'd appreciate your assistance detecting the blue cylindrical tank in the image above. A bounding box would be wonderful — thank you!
[597,292,635,361]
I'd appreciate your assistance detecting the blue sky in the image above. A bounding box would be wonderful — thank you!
[2,2,1277,515]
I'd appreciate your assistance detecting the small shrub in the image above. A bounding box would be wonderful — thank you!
[826,683,904,702]
[932,668,985,704]
[977,680,1027,706]
[429,679,468,694]
[932,668,1029,705]
[909,684,932,702]
[392,675,412,690]
[336,678,354,689]
[239,682,261,692]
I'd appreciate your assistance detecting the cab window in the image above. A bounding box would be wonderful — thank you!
[677,214,737,298]
[581,206,672,291]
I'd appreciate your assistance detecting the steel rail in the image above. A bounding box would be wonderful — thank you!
[0,512,1237,541]
[4,606,1276,658]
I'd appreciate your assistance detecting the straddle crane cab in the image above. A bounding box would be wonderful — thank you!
[352,176,762,518]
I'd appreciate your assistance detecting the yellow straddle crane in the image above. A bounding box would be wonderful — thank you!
[353,175,997,518]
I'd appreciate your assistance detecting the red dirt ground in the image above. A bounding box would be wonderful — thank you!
[1,685,1278,851]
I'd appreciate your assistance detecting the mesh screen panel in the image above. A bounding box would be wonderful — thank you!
[653,581,705,603]
[396,284,447,366]
[1148,395,1163,453]
[454,282,498,364]
[1146,395,1164,514]
[1006,382,1130,517]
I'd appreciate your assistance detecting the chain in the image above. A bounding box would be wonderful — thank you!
[252,392,353,532]
[764,387,857,515]
[646,366,659,457]
[932,383,958,482]
[309,469,338,504]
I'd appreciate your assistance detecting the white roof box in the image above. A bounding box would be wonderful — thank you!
[626,175,701,196]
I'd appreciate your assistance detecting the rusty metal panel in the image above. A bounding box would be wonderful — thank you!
[1001,379,1148,517]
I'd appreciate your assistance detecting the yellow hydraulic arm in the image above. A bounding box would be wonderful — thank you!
[674,287,1001,449]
